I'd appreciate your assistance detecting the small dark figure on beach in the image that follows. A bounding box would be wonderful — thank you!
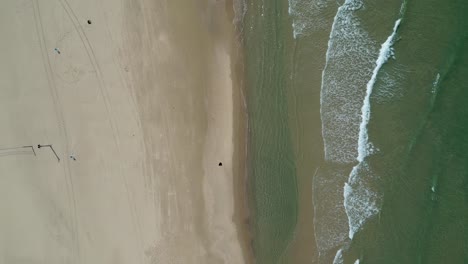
[54,48,61,54]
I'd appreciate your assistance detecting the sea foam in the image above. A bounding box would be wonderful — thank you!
[288,0,331,39]
[313,166,349,256]
[357,19,401,162]
[344,18,402,239]
[316,0,377,258]
[332,249,343,264]
[432,73,440,94]
[320,0,378,163]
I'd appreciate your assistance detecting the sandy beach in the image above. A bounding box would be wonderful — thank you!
[0,0,249,263]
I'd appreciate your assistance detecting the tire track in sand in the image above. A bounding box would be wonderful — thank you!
[57,1,145,262]
[32,1,81,262]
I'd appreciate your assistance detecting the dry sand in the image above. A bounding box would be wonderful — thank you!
[0,0,249,263]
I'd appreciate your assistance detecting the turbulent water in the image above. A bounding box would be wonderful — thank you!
[288,0,331,39]
[320,0,378,164]
[243,0,468,262]
[344,17,402,240]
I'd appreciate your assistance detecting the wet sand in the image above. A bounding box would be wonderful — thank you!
[0,0,250,263]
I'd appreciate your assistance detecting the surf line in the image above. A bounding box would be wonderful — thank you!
[319,0,351,161]
[356,18,401,161]
[344,18,402,239]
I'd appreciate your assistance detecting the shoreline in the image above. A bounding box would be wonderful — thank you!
[229,0,255,261]
[210,1,255,262]
[199,0,253,259]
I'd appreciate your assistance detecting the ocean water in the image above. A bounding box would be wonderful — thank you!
[242,0,468,262]
[242,0,298,263]
[344,16,402,240]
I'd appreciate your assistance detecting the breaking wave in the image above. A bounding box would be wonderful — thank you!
[344,18,402,239]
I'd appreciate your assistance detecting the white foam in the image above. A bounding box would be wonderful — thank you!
[288,0,330,38]
[344,18,401,239]
[344,167,380,238]
[320,0,377,163]
[312,167,349,255]
[357,18,401,162]
[333,248,344,264]
[432,73,440,94]
[354,259,360,264]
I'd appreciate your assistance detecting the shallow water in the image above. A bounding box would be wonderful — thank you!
[242,0,468,262]
[242,0,298,263]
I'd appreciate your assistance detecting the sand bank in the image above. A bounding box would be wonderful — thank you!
[0,0,249,263]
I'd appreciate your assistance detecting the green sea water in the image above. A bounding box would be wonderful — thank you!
[242,0,468,263]
[242,1,298,263]
[350,0,468,262]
